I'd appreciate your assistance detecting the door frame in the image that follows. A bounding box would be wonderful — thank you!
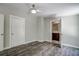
[0,14,4,51]
[9,15,25,48]
[49,17,62,44]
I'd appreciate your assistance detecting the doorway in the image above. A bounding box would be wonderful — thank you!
[50,19,61,44]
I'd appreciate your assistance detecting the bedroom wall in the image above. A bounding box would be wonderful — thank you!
[61,14,79,48]
[25,14,51,43]
[36,16,44,41]
[37,17,51,42]
[43,18,50,42]
[25,14,39,43]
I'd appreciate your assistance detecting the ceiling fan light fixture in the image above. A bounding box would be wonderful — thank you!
[31,9,37,14]
[30,4,39,14]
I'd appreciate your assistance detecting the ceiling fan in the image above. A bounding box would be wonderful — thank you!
[30,4,40,14]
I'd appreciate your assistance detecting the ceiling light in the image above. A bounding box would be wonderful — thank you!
[31,9,37,14]
[30,4,40,14]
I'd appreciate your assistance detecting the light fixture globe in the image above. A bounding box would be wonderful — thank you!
[31,9,37,14]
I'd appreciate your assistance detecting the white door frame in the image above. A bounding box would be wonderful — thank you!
[49,20,54,42]
[49,18,62,44]
[0,14,4,51]
[10,15,25,48]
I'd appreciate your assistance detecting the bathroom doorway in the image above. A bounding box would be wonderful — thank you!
[50,19,61,44]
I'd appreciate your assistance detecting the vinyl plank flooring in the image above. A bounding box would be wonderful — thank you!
[0,41,79,56]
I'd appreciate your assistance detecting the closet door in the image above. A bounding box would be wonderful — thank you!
[0,14,4,51]
[10,15,25,47]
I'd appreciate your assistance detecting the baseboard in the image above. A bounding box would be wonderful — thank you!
[4,42,27,50]
[38,40,51,42]
[4,47,11,50]
[62,44,79,49]
[4,40,51,50]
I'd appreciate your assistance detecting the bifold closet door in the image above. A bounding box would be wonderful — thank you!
[0,14,4,51]
[10,15,25,47]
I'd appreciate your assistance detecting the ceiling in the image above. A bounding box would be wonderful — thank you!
[0,3,79,17]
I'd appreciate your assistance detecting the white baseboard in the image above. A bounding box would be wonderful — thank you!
[4,42,26,50]
[4,47,11,50]
[3,40,51,50]
[62,44,79,49]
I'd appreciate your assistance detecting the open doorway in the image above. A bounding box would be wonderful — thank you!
[50,19,61,44]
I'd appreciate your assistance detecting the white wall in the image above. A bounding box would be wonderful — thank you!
[25,14,51,43]
[61,14,79,48]
[43,18,50,42]
[37,17,51,42]
[25,14,39,43]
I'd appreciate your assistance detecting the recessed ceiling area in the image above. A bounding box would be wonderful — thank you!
[0,3,79,17]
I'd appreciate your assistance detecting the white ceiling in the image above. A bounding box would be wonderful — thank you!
[0,3,79,17]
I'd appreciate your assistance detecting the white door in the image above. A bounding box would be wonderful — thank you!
[0,14,4,51]
[10,15,25,47]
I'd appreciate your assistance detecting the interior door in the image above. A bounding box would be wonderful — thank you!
[0,14,4,51]
[10,15,25,47]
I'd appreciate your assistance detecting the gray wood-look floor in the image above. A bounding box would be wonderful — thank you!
[0,41,79,56]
